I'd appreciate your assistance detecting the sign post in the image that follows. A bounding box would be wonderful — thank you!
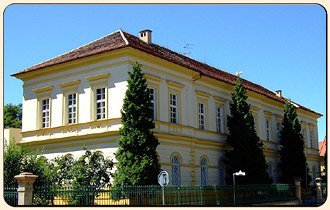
[233,170,246,206]
[158,171,169,206]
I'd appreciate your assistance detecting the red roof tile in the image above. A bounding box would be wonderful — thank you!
[319,136,326,156]
[12,30,322,116]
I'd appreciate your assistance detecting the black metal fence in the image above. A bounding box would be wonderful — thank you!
[21,184,297,206]
[4,187,18,206]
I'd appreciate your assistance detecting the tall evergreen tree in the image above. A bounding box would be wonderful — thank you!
[279,100,311,187]
[114,61,161,186]
[224,78,272,184]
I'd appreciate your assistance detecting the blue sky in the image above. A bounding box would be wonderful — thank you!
[4,4,326,142]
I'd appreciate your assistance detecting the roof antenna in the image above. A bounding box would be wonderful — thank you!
[183,42,194,55]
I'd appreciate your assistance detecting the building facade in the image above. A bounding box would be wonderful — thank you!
[13,29,322,186]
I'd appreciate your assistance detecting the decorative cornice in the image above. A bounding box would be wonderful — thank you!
[196,91,212,98]
[308,123,316,128]
[264,111,274,117]
[58,80,81,88]
[32,86,54,94]
[144,74,163,83]
[166,80,185,89]
[86,73,110,82]
[213,96,228,103]
[275,114,284,120]
[300,121,307,126]
[250,106,261,112]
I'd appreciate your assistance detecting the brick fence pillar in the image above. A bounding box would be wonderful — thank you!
[14,172,38,205]
[315,177,323,204]
[294,177,302,205]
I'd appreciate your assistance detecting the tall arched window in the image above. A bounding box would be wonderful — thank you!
[268,164,274,180]
[65,154,74,166]
[201,158,208,186]
[218,159,226,186]
[172,155,181,186]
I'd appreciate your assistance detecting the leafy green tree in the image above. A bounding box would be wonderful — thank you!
[52,155,74,186]
[4,103,22,128]
[64,147,113,205]
[224,78,272,184]
[70,147,113,188]
[4,139,55,188]
[279,101,311,187]
[114,61,161,186]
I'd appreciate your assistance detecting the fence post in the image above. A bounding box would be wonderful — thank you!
[14,172,38,205]
[294,177,302,205]
[315,177,323,204]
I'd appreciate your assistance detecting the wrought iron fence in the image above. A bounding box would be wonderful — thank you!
[5,184,296,206]
[4,187,18,206]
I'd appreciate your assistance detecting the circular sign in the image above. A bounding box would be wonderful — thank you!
[158,171,169,186]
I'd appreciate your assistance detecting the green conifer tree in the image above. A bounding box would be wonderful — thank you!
[279,101,311,187]
[224,78,272,184]
[114,61,161,186]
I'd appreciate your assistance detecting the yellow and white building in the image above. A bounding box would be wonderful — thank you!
[12,29,322,186]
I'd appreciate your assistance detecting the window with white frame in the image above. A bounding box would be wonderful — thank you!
[310,129,314,148]
[170,93,178,124]
[266,120,270,141]
[218,159,226,186]
[96,87,106,120]
[216,107,221,133]
[276,123,281,143]
[198,103,206,130]
[148,88,157,120]
[42,98,50,128]
[172,155,181,186]
[67,93,77,124]
[201,158,208,186]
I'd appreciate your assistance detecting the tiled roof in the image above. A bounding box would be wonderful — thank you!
[12,30,322,116]
[319,136,326,156]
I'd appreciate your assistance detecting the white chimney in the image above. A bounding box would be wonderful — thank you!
[139,29,152,44]
[276,90,282,97]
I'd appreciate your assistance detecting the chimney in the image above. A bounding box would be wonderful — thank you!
[276,90,282,97]
[139,29,152,44]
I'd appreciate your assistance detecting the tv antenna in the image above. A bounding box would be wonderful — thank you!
[183,42,194,55]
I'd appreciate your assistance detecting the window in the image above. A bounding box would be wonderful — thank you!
[218,159,226,186]
[96,87,106,120]
[86,73,110,121]
[148,88,157,120]
[266,120,270,141]
[310,130,314,148]
[172,155,181,186]
[216,107,222,133]
[170,93,178,124]
[201,158,208,186]
[67,93,77,124]
[58,80,81,125]
[198,103,206,130]
[276,123,281,143]
[42,99,50,128]
[302,129,306,147]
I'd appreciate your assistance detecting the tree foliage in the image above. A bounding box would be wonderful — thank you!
[114,61,161,186]
[4,139,54,188]
[224,78,272,184]
[70,147,113,188]
[279,101,311,187]
[4,103,22,128]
